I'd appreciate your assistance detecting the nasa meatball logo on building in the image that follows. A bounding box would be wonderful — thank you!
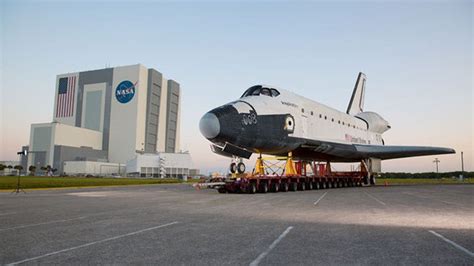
[115,80,137,104]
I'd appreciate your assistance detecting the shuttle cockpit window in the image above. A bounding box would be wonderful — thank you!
[260,88,271,96]
[270,89,280,97]
[241,85,280,98]
[251,88,261,96]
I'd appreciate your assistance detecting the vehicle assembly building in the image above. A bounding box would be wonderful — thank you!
[22,64,197,177]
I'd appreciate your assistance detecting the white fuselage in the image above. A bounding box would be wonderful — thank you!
[239,88,384,146]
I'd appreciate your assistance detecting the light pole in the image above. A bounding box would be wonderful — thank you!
[460,151,464,181]
[433,158,440,173]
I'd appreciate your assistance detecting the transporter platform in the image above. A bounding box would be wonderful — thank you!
[197,155,372,194]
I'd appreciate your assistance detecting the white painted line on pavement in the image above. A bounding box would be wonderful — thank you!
[364,191,386,206]
[0,212,17,216]
[429,230,474,258]
[313,192,328,206]
[0,216,87,231]
[250,226,293,266]
[6,221,179,265]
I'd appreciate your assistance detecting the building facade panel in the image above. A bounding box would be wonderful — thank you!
[28,124,54,167]
[53,123,102,150]
[165,80,180,152]
[82,83,106,132]
[75,68,114,150]
[157,78,168,152]
[135,65,149,155]
[53,73,79,126]
[145,69,163,153]
[108,64,145,163]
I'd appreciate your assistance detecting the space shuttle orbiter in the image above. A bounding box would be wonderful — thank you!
[199,73,455,173]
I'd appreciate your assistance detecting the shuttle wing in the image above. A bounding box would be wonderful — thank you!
[297,139,455,161]
[353,144,455,160]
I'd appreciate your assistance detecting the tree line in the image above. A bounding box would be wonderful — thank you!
[380,171,473,179]
[0,164,57,176]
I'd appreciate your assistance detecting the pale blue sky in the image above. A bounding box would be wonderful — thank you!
[1,1,472,173]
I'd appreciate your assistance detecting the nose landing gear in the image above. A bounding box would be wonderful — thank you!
[230,158,246,174]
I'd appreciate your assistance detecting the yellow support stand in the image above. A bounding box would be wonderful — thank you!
[284,152,297,176]
[254,155,265,175]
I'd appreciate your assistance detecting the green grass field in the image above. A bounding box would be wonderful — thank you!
[0,176,183,190]
[377,178,472,185]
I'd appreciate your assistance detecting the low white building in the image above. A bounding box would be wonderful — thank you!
[63,161,126,176]
[126,152,197,178]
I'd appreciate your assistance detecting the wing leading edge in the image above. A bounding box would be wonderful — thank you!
[296,138,455,161]
[353,144,455,160]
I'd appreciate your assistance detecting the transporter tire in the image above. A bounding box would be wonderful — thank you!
[247,183,257,194]
[289,182,298,192]
[259,182,268,193]
[313,181,320,190]
[270,182,279,192]
[218,187,227,193]
[280,182,289,192]
[298,182,306,191]
[320,181,326,189]
[306,182,313,190]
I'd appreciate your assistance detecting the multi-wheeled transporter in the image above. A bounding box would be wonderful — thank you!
[217,156,370,194]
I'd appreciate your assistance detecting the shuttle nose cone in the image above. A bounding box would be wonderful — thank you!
[199,112,220,139]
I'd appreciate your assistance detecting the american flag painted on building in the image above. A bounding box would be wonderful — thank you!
[56,76,76,117]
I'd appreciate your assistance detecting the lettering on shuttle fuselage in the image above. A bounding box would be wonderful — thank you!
[281,101,298,108]
[345,134,367,144]
[242,112,257,126]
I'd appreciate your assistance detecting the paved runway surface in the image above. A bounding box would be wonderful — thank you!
[1,184,473,265]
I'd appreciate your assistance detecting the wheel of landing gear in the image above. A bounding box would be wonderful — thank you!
[280,182,289,192]
[247,183,256,194]
[237,162,246,174]
[230,163,237,174]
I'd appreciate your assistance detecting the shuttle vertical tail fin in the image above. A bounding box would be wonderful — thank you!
[346,72,366,115]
